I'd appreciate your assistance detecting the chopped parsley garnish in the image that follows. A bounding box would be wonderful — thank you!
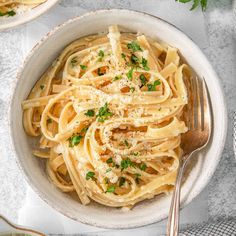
[86,171,95,180]
[124,140,129,147]
[141,57,150,71]
[113,75,122,81]
[98,50,105,61]
[0,10,16,17]
[135,173,141,184]
[106,185,116,193]
[106,168,112,173]
[96,102,113,122]
[140,163,147,171]
[130,87,135,93]
[130,54,139,65]
[81,127,88,133]
[147,80,161,91]
[40,84,45,90]
[126,68,134,80]
[68,135,83,147]
[127,41,143,52]
[70,57,78,67]
[139,74,147,86]
[106,157,113,164]
[84,109,95,117]
[121,53,126,60]
[121,158,135,171]
[119,177,126,187]
[80,64,87,70]
[131,152,140,156]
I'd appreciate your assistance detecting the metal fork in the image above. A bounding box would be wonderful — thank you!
[166,76,212,236]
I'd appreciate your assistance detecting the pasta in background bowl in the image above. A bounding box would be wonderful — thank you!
[0,0,59,30]
[10,10,227,228]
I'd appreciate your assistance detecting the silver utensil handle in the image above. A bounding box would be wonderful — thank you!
[166,155,189,236]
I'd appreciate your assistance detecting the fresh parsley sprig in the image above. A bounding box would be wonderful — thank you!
[176,0,207,11]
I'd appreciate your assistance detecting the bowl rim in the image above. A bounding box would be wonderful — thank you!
[9,9,228,229]
[0,0,59,31]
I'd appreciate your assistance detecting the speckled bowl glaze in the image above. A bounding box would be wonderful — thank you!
[10,9,227,229]
[0,0,59,31]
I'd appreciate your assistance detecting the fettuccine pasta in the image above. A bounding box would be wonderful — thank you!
[22,25,191,208]
[0,0,46,16]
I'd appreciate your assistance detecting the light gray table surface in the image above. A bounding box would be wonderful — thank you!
[0,0,235,232]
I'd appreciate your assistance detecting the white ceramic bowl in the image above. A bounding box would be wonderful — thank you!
[10,9,227,229]
[0,0,59,31]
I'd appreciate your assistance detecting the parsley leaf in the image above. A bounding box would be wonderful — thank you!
[135,173,141,184]
[106,185,116,193]
[130,87,135,93]
[68,135,83,147]
[113,75,122,81]
[47,118,52,124]
[96,103,113,122]
[0,10,16,17]
[141,57,150,71]
[121,158,135,171]
[80,64,87,70]
[98,50,105,61]
[106,157,113,164]
[127,41,143,52]
[139,74,147,86]
[147,80,161,91]
[40,84,45,90]
[84,109,95,117]
[140,163,147,171]
[130,54,139,65]
[124,140,129,147]
[126,68,134,80]
[86,171,95,180]
[119,177,126,187]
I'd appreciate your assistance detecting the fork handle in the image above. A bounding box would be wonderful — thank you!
[166,155,189,236]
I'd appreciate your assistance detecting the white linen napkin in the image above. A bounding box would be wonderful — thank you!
[18,1,209,235]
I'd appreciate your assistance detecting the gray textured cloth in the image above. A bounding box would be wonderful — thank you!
[47,219,236,236]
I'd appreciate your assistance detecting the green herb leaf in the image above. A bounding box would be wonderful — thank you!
[121,53,126,60]
[200,0,207,11]
[130,54,139,65]
[80,64,87,70]
[124,140,129,147]
[127,41,143,52]
[139,74,147,86]
[81,127,88,133]
[113,75,122,81]
[141,57,150,71]
[190,0,200,10]
[147,80,161,91]
[0,10,16,17]
[177,0,207,11]
[84,109,95,117]
[98,50,105,61]
[140,163,147,171]
[68,135,83,147]
[106,157,113,164]
[96,103,113,122]
[135,173,141,184]
[126,68,134,80]
[86,171,95,180]
[121,158,135,171]
[40,84,45,90]
[119,177,126,187]
[106,168,112,173]
[106,185,116,193]
[130,87,135,93]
